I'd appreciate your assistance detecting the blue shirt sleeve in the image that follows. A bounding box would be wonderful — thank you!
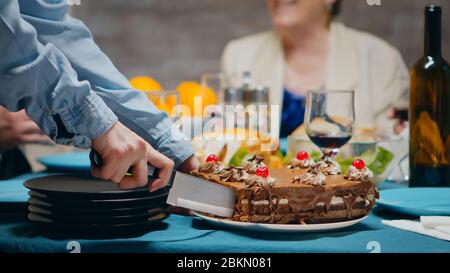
[18,0,194,167]
[0,0,118,149]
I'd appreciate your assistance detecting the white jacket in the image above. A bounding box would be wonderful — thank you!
[221,22,409,133]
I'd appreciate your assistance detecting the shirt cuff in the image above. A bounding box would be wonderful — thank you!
[152,120,195,168]
[52,92,118,148]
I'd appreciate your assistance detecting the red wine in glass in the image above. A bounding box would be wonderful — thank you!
[308,133,352,149]
[305,90,355,160]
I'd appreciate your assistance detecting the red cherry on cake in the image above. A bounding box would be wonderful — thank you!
[296,151,309,161]
[206,154,218,163]
[255,166,269,178]
[352,159,366,170]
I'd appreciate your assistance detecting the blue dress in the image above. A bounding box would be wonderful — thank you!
[280,88,306,138]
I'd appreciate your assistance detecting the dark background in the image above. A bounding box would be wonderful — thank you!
[72,0,450,88]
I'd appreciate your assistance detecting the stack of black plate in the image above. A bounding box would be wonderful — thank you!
[24,175,170,232]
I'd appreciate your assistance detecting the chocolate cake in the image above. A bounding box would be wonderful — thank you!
[191,154,379,224]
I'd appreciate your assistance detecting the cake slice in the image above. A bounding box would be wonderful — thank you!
[191,153,378,224]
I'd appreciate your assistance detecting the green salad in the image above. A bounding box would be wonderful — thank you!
[284,147,394,175]
[229,145,394,176]
[228,147,252,166]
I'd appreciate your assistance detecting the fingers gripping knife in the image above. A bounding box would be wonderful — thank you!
[89,150,236,217]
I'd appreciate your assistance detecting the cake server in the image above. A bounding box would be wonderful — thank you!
[166,171,236,217]
[90,150,236,217]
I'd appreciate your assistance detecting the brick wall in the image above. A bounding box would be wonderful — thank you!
[72,0,450,89]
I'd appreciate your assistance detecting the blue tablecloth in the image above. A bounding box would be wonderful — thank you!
[0,173,449,253]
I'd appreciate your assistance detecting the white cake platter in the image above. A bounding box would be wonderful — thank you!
[193,212,367,233]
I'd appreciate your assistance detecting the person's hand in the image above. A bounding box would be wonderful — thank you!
[0,107,49,150]
[91,121,174,192]
[393,122,406,135]
[387,108,407,135]
[177,155,199,174]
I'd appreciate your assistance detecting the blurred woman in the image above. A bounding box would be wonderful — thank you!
[221,0,408,137]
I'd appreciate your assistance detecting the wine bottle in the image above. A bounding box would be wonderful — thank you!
[409,5,450,187]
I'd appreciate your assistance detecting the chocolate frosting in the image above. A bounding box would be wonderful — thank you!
[234,176,378,224]
[192,162,378,224]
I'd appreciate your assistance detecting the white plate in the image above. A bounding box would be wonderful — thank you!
[193,212,367,233]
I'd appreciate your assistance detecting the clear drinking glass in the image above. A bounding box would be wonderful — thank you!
[304,90,355,159]
[201,73,227,117]
[146,90,180,118]
[201,73,226,104]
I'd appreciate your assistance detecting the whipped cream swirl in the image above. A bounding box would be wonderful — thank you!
[219,166,250,182]
[311,159,341,175]
[198,159,276,188]
[344,165,373,182]
[245,175,276,188]
[292,171,326,186]
[241,154,265,174]
[198,161,226,174]
[287,158,315,169]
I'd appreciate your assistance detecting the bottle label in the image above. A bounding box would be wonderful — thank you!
[411,111,449,166]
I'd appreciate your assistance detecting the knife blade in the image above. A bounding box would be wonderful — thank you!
[166,172,236,217]
[89,150,236,217]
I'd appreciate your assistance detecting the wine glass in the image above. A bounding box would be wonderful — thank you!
[304,90,355,159]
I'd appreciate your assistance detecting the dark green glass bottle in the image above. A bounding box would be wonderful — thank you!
[409,5,450,187]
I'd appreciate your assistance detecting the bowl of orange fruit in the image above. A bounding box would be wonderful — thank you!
[129,76,218,118]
